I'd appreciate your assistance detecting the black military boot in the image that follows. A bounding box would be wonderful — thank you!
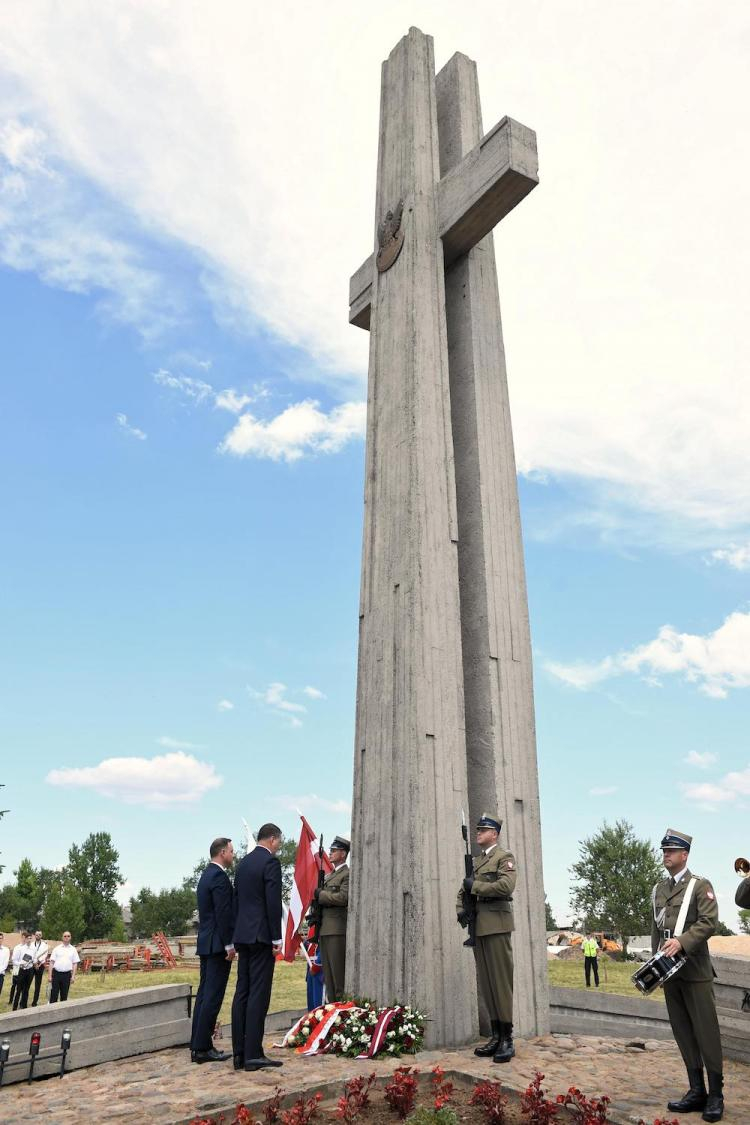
[492,1022,515,1063]
[702,1072,723,1122]
[667,1067,707,1113]
[474,1020,502,1057]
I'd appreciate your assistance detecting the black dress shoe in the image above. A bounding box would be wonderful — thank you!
[667,1067,707,1113]
[244,1056,284,1071]
[193,1048,231,1063]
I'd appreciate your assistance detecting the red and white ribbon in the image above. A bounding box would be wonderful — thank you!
[356,1006,401,1059]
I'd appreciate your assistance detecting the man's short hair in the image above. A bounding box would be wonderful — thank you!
[257,822,282,842]
[210,836,232,858]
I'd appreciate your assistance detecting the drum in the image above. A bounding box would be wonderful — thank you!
[632,950,686,995]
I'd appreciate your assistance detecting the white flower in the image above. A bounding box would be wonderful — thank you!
[314,1009,323,1019]
[387,1031,395,1039]
[388,1044,395,1052]
[346,1038,352,1047]
[360,1033,369,1042]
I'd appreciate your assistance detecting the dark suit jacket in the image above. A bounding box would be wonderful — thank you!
[736,876,750,911]
[196,862,235,956]
[233,846,283,946]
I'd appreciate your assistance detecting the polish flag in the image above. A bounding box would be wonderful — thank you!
[282,815,333,962]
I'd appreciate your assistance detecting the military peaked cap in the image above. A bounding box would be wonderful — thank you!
[660,828,692,851]
[331,835,350,853]
[476,813,502,833]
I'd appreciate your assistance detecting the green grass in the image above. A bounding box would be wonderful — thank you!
[38,957,653,1033]
[64,958,308,1028]
[547,955,661,999]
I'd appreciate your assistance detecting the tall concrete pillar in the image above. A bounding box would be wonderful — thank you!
[347,27,478,1048]
[437,53,550,1036]
[347,28,548,1045]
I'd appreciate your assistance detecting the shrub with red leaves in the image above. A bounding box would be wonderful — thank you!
[469,1079,508,1125]
[336,1073,378,1124]
[430,1066,454,1111]
[263,1089,286,1125]
[555,1086,610,1124]
[279,1092,323,1125]
[384,1066,420,1119]
[519,1071,558,1123]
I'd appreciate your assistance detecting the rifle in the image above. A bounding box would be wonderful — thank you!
[459,810,477,947]
[308,835,326,935]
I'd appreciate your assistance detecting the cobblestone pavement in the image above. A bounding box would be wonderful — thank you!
[1,1032,748,1124]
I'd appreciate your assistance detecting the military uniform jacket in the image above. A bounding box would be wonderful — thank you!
[456,846,517,938]
[650,869,718,982]
[318,863,349,937]
[736,876,750,911]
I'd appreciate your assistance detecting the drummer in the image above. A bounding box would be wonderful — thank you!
[652,828,723,1123]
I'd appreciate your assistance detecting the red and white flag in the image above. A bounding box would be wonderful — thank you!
[282,815,333,962]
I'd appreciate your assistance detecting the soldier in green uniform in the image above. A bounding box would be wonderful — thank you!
[652,828,724,1123]
[314,835,349,1002]
[456,813,516,1064]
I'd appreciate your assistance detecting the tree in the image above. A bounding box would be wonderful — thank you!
[738,909,750,935]
[0,783,7,875]
[67,832,123,940]
[11,858,45,929]
[40,876,86,940]
[544,895,558,930]
[129,886,196,938]
[715,920,735,936]
[569,819,663,959]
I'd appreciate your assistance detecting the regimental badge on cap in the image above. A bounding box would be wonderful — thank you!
[476,813,503,833]
[660,827,692,851]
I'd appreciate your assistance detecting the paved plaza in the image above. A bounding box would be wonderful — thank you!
[2,1031,749,1124]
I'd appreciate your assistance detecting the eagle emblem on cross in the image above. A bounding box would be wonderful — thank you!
[376,199,405,273]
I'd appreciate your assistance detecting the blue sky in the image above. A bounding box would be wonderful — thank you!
[1,2,748,927]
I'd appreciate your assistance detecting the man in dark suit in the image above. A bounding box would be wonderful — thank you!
[231,822,285,1072]
[190,836,236,1063]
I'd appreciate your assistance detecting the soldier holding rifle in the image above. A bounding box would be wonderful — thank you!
[456,813,516,1063]
[314,835,350,1001]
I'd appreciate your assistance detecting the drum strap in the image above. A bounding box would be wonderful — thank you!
[674,877,697,936]
[652,876,697,935]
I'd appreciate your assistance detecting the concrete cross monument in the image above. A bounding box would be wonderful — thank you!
[345,27,549,1048]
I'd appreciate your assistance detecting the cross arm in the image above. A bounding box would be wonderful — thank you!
[349,116,538,330]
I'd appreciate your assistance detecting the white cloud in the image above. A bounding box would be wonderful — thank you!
[248,681,313,726]
[2,5,750,524]
[275,792,352,816]
[217,699,234,712]
[219,400,366,462]
[214,389,253,414]
[46,751,222,807]
[547,610,750,699]
[684,750,717,770]
[588,786,618,796]
[153,368,213,402]
[115,412,146,440]
[681,765,750,810]
[265,682,306,714]
[710,543,750,571]
[156,735,201,750]
[303,686,326,700]
[0,119,182,337]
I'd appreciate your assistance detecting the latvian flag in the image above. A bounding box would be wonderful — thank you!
[282,814,333,962]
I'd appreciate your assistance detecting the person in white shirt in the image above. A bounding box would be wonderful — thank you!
[0,933,9,997]
[48,931,80,1003]
[30,930,49,1007]
[12,932,35,1010]
[8,931,29,1006]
